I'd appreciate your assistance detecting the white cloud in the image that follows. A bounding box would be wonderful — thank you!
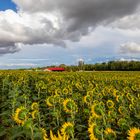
[0,0,139,56]
[0,63,37,67]
[9,58,49,61]
[119,42,140,54]
[119,57,140,61]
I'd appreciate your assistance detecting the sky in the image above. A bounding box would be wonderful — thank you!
[0,0,140,69]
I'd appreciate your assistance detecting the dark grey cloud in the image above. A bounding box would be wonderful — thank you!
[0,0,140,54]
[13,0,140,42]
[0,43,21,54]
[13,0,140,32]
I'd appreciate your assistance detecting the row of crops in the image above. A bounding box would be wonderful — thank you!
[0,71,140,140]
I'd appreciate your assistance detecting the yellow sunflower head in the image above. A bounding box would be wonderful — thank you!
[129,104,134,111]
[31,102,39,110]
[55,88,61,95]
[12,106,28,125]
[118,106,127,115]
[40,128,48,140]
[62,88,69,95]
[63,99,78,113]
[126,93,132,101]
[106,100,114,109]
[104,128,116,139]
[31,110,38,120]
[88,123,98,140]
[91,103,103,119]
[84,94,91,104]
[61,122,74,137]
[50,130,69,140]
[127,127,140,140]
[45,96,57,107]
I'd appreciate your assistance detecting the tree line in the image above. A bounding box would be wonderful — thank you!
[59,61,140,71]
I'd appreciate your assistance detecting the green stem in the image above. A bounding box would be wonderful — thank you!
[30,126,34,140]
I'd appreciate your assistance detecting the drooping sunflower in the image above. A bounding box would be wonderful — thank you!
[45,96,54,107]
[63,99,78,113]
[84,94,91,105]
[113,89,117,97]
[131,97,135,105]
[12,106,28,125]
[87,91,94,96]
[104,128,116,139]
[62,88,69,95]
[61,122,74,137]
[129,104,134,111]
[31,110,38,120]
[55,88,62,95]
[31,102,39,110]
[127,127,140,140]
[126,93,132,101]
[116,95,120,102]
[88,123,98,140]
[91,104,102,119]
[107,100,114,109]
[118,106,127,115]
[117,118,128,129]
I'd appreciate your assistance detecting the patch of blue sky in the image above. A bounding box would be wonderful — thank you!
[0,0,17,11]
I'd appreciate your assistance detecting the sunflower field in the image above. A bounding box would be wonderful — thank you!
[0,71,140,140]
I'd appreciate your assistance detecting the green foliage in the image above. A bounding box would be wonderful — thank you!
[0,71,140,139]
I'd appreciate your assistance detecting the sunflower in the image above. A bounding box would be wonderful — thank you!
[31,110,38,119]
[104,128,116,139]
[88,123,98,140]
[63,99,78,113]
[88,115,96,125]
[50,130,69,140]
[117,118,128,129]
[91,104,102,119]
[127,127,140,140]
[129,104,134,111]
[126,93,132,101]
[84,95,91,104]
[131,98,135,105]
[50,130,57,140]
[31,102,39,110]
[87,91,94,96]
[45,96,54,107]
[62,88,69,95]
[55,88,61,95]
[113,89,117,97]
[13,106,28,125]
[116,95,120,102]
[61,122,74,137]
[118,106,127,115]
[107,100,114,109]
[41,128,49,140]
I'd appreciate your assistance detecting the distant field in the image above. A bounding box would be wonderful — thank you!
[1,71,140,140]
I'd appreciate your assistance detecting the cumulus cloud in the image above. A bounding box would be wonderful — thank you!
[0,0,140,54]
[120,42,140,54]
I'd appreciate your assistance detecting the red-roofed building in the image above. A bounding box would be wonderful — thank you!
[44,67,65,72]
